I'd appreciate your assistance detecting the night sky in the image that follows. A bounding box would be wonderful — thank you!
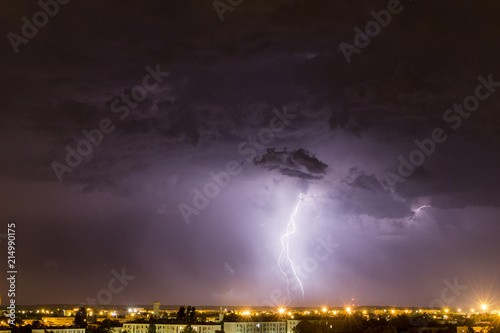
[1,0,500,308]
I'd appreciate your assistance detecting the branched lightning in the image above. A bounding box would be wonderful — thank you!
[278,193,305,301]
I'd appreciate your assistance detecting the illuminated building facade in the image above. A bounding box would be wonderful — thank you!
[224,322,286,333]
[123,323,221,333]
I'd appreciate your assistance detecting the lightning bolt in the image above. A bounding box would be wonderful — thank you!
[278,193,305,302]
[415,205,431,213]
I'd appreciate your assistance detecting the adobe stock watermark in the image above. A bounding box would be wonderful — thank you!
[339,0,413,64]
[51,64,169,183]
[429,277,467,308]
[212,0,243,22]
[7,0,71,54]
[178,106,296,225]
[80,267,135,307]
[384,73,500,190]
[256,235,339,306]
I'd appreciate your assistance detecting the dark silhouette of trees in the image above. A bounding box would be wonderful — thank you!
[292,320,317,333]
[74,307,87,328]
[291,316,367,333]
[98,319,120,333]
[148,323,157,333]
[389,315,410,333]
[364,324,397,333]
[177,307,186,321]
[188,307,196,323]
[222,312,240,322]
[176,306,196,323]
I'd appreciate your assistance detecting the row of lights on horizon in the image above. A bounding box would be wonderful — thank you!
[5,304,497,318]
[239,304,496,316]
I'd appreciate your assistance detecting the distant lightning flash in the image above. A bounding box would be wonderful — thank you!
[415,205,431,213]
[278,193,305,301]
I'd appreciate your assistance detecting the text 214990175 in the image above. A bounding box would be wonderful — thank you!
[6,223,16,326]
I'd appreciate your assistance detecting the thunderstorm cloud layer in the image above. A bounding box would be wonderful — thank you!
[1,0,500,307]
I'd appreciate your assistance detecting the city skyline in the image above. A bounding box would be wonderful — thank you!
[1,0,500,308]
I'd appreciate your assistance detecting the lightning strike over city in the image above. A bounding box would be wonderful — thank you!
[278,193,306,302]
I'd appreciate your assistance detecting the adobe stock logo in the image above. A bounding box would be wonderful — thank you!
[255,235,339,306]
[7,0,71,54]
[384,74,499,190]
[51,64,169,183]
[339,0,412,64]
[81,268,135,306]
[178,106,296,225]
[213,0,243,22]
[429,277,467,308]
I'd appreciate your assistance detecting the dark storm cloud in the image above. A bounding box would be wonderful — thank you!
[331,167,412,220]
[1,0,500,306]
[342,167,384,192]
[253,148,328,180]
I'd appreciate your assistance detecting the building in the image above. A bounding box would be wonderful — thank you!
[457,327,490,333]
[33,329,85,333]
[123,323,222,333]
[153,302,161,319]
[224,322,286,333]
[112,327,129,333]
[42,317,75,326]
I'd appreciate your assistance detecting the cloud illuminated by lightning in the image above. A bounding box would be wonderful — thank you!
[278,193,305,302]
